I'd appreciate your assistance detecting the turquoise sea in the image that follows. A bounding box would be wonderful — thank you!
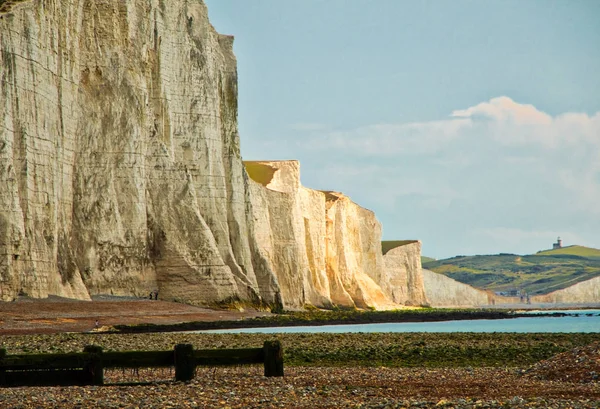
[197,309,600,334]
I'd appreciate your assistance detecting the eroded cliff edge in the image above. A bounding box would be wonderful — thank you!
[1,0,425,309]
[246,160,404,310]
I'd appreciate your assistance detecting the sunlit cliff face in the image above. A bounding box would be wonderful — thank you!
[0,0,425,309]
[0,0,258,304]
[245,160,428,310]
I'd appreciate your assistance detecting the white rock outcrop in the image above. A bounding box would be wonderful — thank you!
[246,160,399,310]
[532,276,600,304]
[381,241,427,306]
[0,0,425,309]
[0,0,270,305]
[421,269,491,307]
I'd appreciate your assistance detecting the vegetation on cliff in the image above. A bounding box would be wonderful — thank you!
[537,246,600,258]
[381,240,419,255]
[244,161,277,186]
[421,256,436,264]
[423,245,600,295]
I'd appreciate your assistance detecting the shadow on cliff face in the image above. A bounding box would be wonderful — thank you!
[0,1,30,15]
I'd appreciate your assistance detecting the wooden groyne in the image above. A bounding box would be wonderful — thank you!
[0,341,284,387]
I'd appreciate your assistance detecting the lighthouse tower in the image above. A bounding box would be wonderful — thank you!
[552,237,563,250]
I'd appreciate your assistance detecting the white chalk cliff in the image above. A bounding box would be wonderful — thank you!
[245,160,401,310]
[422,269,492,307]
[0,0,426,309]
[0,0,270,305]
[532,276,600,304]
[381,241,427,306]
[422,269,600,307]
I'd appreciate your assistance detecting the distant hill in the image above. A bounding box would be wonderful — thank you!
[422,245,600,296]
[421,256,436,264]
[536,245,600,258]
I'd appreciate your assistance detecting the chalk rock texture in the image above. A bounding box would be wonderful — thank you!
[245,161,399,310]
[381,241,427,306]
[421,269,491,307]
[0,0,272,305]
[533,276,600,304]
[422,269,529,307]
[0,0,425,309]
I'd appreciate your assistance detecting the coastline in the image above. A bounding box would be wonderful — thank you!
[2,300,598,408]
[111,308,538,334]
[0,296,583,335]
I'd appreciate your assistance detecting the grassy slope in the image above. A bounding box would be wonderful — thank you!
[244,161,276,186]
[422,246,600,295]
[381,240,418,255]
[536,245,600,258]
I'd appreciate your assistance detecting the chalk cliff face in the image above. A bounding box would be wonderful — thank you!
[381,241,427,306]
[0,0,425,309]
[0,0,273,304]
[532,276,600,304]
[421,269,491,307]
[246,161,399,310]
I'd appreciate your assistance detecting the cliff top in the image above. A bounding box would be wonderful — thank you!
[244,160,301,193]
[244,161,277,186]
[536,245,600,258]
[382,240,420,255]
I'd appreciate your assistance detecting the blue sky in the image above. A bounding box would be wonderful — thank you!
[204,0,600,259]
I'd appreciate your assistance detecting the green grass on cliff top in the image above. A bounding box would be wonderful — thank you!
[244,161,276,186]
[381,240,419,255]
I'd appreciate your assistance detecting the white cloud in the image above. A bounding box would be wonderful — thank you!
[453,97,600,148]
[303,96,599,153]
[297,96,600,213]
[312,118,472,155]
[554,112,600,146]
[451,96,553,126]
[286,97,600,256]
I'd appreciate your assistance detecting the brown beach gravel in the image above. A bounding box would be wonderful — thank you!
[0,299,598,408]
[0,366,598,408]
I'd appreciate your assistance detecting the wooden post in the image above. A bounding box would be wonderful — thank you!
[0,348,6,386]
[174,344,195,382]
[83,345,104,385]
[263,340,284,377]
